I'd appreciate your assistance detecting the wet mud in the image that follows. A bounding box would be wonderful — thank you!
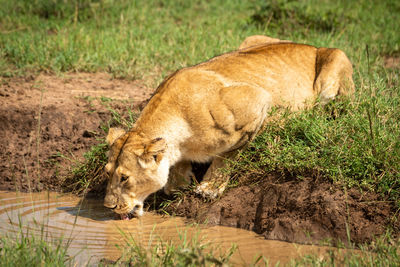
[166,175,399,245]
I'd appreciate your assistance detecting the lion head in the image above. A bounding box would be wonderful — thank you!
[103,128,169,219]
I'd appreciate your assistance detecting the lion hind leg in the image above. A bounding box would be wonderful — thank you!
[314,48,355,104]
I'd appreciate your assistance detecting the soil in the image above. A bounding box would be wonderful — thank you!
[0,72,398,246]
[0,73,152,192]
[384,56,400,69]
[165,174,399,245]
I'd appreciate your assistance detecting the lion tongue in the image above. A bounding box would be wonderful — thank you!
[120,214,130,220]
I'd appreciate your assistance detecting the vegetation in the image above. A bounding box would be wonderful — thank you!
[0,0,257,85]
[0,229,72,267]
[229,90,400,206]
[0,0,399,266]
[1,0,398,83]
[62,141,109,194]
[294,233,400,267]
[223,0,400,208]
[108,228,236,267]
[61,99,138,194]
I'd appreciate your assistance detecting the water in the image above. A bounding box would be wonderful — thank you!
[0,191,336,265]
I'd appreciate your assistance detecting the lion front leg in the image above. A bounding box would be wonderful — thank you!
[194,151,237,199]
[164,160,194,195]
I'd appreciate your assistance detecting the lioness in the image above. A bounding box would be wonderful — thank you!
[104,36,354,219]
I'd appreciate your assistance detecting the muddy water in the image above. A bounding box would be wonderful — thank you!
[0,191,337,265]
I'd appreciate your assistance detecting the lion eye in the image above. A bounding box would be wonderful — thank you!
[120,175,129,182]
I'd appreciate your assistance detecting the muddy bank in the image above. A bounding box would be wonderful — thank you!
[0,73,152,192]
[165,174,399,245]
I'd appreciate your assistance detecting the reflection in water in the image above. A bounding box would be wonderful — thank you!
[0,191,336,265]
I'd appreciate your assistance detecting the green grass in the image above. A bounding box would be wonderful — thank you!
[1,225,398,267]
[105,228,400,267]
[108,227,236,267]
[0,0,256,84]
[62,99,138,194]
[0,228,72,267]
[221,0,400,207]
[62,141,108,194]
[1,0,399,83]
[229,83,400,206]
[293,233,400,267]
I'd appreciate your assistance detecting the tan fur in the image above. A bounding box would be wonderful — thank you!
[104,36,355,217]
[238,35,291,49]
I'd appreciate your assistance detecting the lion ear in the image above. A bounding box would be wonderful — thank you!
[106,128,127,146]
[146,138,166,154]
[137,138,166,169]
[106,129,129,171]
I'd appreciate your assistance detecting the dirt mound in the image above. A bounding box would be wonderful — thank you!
[384,56,400,69]
[166,175,399,245]
[0,73,153,191]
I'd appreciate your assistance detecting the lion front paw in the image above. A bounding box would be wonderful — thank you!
[194,181,227,199]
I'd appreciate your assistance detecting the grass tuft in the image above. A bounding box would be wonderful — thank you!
[110,227,236,267]
[62,141,109,195]
[229,80,399,205]
[0,227,72,267]
[61,98,138,195]
[294,232,400,266]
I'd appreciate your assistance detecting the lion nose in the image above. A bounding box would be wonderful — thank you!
[104,195,117,209]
